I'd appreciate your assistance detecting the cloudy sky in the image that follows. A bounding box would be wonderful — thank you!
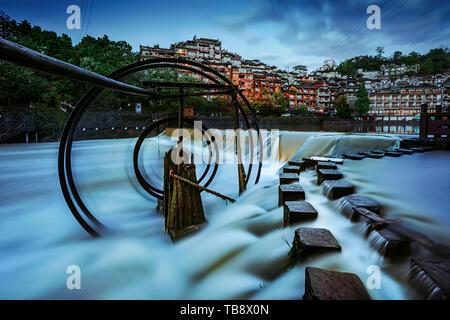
[2,0,449,71]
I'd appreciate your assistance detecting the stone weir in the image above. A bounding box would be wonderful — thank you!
[278,139,450,300]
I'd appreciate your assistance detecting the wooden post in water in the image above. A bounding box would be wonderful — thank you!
[231,89,246,195]
[163,151,206,241]
[419,103,428,140]
[162,85,206,241]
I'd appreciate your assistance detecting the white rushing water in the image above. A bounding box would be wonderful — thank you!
[0,131,448,299]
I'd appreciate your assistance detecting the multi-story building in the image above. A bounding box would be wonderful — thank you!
[368,85,444,119]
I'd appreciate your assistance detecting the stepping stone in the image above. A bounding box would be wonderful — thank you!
[279,173,298,184]
[291,227,341,262]
[278,183,305,206]
[310,156,344,165]
[411,147,426,153]
[282,165,300,174]
[384,150,402,157]
[283,201,317,226]
[343,153,365,160]
[395,148,414,154]
[322,179,356,200]
[370,150,385,154]
[366,152,384,159]
[358,151,370,156]
[368,224,411,258]
[317,169,343,185]
[410,258,450,300]
[304,267,371,300]
[316,161,337,172]
[289,160,313,171]
[422,146,434,151]
[339,195,382,221]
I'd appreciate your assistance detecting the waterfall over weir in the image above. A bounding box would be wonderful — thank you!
[0,131,448,299]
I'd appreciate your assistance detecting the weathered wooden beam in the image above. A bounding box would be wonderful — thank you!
[0,37,153,97]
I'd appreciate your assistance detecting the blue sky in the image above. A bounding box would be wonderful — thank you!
[1,0,449,71]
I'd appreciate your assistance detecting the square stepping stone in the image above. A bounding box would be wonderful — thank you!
[358,151,370,156]
[384,150,402,157]
[343,153,365,160]
[366,152,384,159]
[370,150,385,154]
[279,183,305,206]
[291,227,341,262]
[288,160,312,171]
[283,201,317,226]
[411,147,426,152]
[395,148,414,154]
[339,194,382,221]
[282,165,300,174]
[316,161,337,172]
[322,179,356,200]
[410,258,450,300]
[317,169,343,185]
[304,267,371,300]
[279,173,298,184]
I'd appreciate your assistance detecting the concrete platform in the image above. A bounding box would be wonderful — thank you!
[278,183,305,206]
[322,179,356,200]
[283,201,317,226]
[279,173,299,184]
[304,267,371,300]
[343,153,365,160]
[291,227,341,262]
[282,165,300,174]
[316,161,338,172]
[317,169,343,185]
[339,194,382,221]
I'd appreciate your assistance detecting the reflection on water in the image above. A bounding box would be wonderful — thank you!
[0,131,448,299]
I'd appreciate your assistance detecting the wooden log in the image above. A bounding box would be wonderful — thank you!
[163,151,206,241]
[291,227,341,262]
[278,183,305,206]
[304,267,371,300]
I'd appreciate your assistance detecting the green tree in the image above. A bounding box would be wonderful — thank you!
[354,80,371,115]
[335,96,351,119]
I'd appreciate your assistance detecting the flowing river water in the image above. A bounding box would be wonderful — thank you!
[0,131,448,299]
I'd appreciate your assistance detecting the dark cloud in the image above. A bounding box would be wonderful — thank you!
[230,0,449,62]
